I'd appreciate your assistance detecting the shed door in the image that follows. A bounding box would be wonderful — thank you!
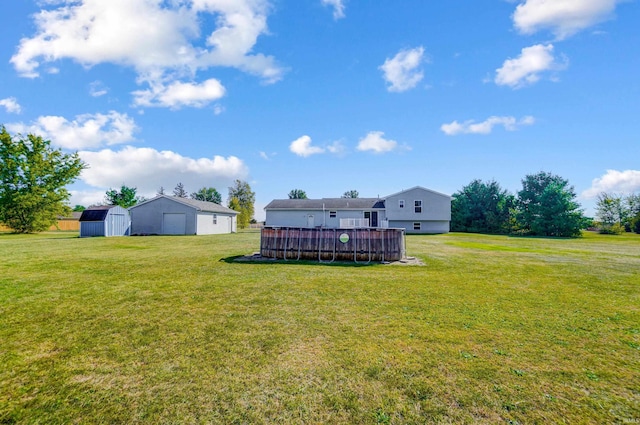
[163,213,186,235]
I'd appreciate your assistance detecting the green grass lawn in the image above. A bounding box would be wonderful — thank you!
[1,230,638,424]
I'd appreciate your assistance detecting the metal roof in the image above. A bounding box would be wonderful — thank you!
[265,198,385,210]
[130,195,239,214]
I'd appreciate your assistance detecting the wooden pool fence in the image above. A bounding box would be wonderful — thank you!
[260,227,406,262]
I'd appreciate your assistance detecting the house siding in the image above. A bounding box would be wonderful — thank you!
[389,220,450,234]
[266,209,382,228]
[384,187,451,222]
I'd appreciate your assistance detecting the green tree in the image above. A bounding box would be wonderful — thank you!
[191,187,222,204]
[105,185,144,208]
[173,182,188,198]
[451,179,514,234]
[595,192,625,234]
[288,189,308,199]
[516,171,584,237]
[0,126,86,233]
[72,205,86,212]
[228,179,255,229]
[342,190,359,198]
[625,193,640,232]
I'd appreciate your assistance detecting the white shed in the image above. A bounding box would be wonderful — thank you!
[129,195,238,235]
[79,205,131,237]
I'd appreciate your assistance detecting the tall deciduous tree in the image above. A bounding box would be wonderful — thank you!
[627,193,640,233]
[451,179,514,234]
[342,190,359,198]
[191,187,222,204]
[288,189,307,199]
[228,179,255,229]
[595,192,625,234]
[0,126,86,233]
[516,171,584,237]
[105,185,144,208]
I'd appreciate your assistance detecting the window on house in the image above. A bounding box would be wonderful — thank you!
[413,222,421,230]
[414,200,422,213]
[329,211,337,218]
[399,200,404,208]
[213,214,217,224]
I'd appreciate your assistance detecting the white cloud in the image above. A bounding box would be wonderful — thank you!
[581,170,640,198]
[0,97,22,114]
[356,131,408,154]
[132,78,225,109]
[11,0,283,105]
[77,146,249,201]
[327,140,346,155]
[513,0,621,39]
[495,44,567,88]
[289,135,325,157]
[441,115,535,136]
[6,111,137,150]
[379,47,425,92]
[322,0,346,20]
[89,81,108,97]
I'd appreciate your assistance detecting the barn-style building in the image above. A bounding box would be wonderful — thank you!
[129,195,238,236]
[79,205,131,237]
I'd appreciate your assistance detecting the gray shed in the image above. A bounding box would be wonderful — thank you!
[129,195,238,235]
[79,205,131,237]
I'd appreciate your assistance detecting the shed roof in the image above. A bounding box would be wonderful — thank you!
[130,195,239,214]
[265,198,385,210]
[79,205,118,222]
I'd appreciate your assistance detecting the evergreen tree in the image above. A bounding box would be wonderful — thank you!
[173,182,188,198]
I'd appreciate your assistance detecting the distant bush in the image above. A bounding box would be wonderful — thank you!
[599,223,625,235]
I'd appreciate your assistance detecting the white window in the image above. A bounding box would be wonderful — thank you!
[413,222,421,230]
[213,214,217,224]
[399,200,405,208]
[414,200,422,213]
[329,211,337,218]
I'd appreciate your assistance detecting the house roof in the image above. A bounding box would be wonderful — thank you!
[130,195,239,215]
[383,186,451,200]
[79,205,119,222]
[265,198,385,210]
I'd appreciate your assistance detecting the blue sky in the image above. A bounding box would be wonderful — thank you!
[1,0,639,220]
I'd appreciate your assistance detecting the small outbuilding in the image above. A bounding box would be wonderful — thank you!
[129,195,238,235]
[79,205,131,237]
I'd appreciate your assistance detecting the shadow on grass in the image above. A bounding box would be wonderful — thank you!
[220,254,382,267]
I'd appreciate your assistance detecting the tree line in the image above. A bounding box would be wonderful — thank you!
[2,128,638,235]
[451,172,640,236]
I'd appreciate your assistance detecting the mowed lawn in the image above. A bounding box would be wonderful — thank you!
[0,230,638,424]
